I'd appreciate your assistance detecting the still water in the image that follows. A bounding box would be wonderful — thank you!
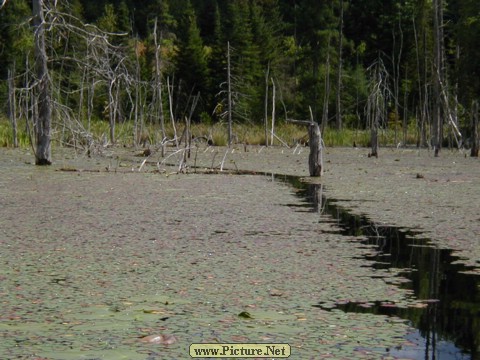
[283,176,480,360]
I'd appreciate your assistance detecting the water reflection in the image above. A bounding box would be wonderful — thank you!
[281,176,480,360]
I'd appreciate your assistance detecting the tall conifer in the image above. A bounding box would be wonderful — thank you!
[175,0,209,118]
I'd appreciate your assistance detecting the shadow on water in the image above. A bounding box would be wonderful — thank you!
[276,174,480,360]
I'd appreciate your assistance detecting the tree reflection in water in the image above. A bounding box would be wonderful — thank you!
[283,177,479,360]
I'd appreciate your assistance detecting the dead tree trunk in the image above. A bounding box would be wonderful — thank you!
[153,18,166,143]
[270,78,276,146]
[321,35,331,133]
[167,76,179,148]
[370,119,379,158]
[471,100,479,157]
[286,115,324,177]
[227,41,233,147]
[108,78,116,144]
[335,0,344,130]
[8,67,18,147]
[264,63,269,146]
[185,92,200,160]
[308,107,323,177]
[308,121,323,177]
[134,37,141,148]
[367,61,387,158]
[432,0,445,157]
[33,0,52,165]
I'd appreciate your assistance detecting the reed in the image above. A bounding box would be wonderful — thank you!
[0,115,420,149]
[0,117,29,147]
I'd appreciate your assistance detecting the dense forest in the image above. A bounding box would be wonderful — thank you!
[0,0,479,158]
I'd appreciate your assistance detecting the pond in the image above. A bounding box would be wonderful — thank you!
[0,148,478,360]
[0,165,417,359]
[284,176,480,360]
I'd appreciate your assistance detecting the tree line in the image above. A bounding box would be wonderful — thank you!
[0,0,479,163]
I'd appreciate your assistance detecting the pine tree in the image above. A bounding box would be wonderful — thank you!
[208,1,227,119]
[250,0,283,68]
[223,0,263,121]
[295,0,339,123]
[0,0,32,83]
[456,0,480,103]
[97,4,118,33]
[175,0,210,118]
[117,0,131,34]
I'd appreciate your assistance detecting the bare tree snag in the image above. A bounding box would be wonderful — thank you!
[33,0,52,165]
[366,59,391,158]
[308,122,323,177]
[432,0,445,157]
[321,35,331,133]
[167,76,179,148]
[153,18,166,143]
[270,77,276,146]
[471,100,479,157]
[335,0,344,131]
[227,41,233,147]
[286,114,324,177]
[7,67,18,147]
[308,107,323,177]
[370,123,379,158]
[108,78,116,144]
[264,63,270,146]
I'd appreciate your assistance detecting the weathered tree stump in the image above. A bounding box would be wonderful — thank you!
[308,122,323,177]
[286,118,324,176]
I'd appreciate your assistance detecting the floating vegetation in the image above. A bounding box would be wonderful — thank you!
[285,178,480,359]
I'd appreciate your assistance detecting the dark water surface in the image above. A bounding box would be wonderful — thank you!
[280,175,480,360]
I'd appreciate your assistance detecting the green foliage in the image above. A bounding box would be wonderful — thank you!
[175,0,210,114]
[0,0,32,104]
[222,0,263,120]
[97,4,118,33]
[0,117,29,148]
[1,0,479,148]
[455,0,480,102]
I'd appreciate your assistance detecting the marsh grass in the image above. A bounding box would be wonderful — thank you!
[0,115,418,149]
[0,117,30,147]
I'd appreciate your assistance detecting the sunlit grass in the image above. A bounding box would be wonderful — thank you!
[0,115,420,149]
[0,116,30,147]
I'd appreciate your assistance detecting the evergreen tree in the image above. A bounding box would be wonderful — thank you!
[294,0,339,122]
[0,0,479,143]
[97,4,118,33]
[223,0,263,121]
[117,0,131,34]
[208,1,227,119]
[175,0,210,118]
[455,0,480,104]
[136,0,176,37]
[0,0,32,82]
[0,0,31,136]
[250,0,283,69]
